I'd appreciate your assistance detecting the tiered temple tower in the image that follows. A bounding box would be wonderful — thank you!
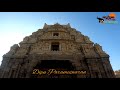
[0,23,115,78]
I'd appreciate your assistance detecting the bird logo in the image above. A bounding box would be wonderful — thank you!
[97,13,117,24]
[97,17,104,23]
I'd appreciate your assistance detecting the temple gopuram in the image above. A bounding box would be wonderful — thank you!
[0,23,115,78]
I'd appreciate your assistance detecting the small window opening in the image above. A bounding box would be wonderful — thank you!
[53,33,59,36]
[51,42,59,51]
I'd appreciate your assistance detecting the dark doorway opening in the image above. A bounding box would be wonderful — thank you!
[31,60,77,78]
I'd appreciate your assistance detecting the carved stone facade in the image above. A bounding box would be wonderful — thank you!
[0,23,115,78]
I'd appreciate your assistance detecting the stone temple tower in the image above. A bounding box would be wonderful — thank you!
[0,23,115,78]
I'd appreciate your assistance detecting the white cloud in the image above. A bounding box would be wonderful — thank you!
[0,32,26,66]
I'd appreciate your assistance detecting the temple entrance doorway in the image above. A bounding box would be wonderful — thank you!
[31,60,77,78]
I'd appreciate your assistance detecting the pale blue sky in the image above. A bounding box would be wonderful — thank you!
[0,12,120,71]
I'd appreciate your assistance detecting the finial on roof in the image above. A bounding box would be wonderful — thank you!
[44,23,47,25]
[44,23,48,28]
[55,22,59,25]
[67,23,71,27]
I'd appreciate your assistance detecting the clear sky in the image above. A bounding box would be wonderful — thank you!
[0,12,120,71]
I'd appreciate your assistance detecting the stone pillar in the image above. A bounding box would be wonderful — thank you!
[101,58,115,78]
[15,64,21,78]
[0,57,10,78]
